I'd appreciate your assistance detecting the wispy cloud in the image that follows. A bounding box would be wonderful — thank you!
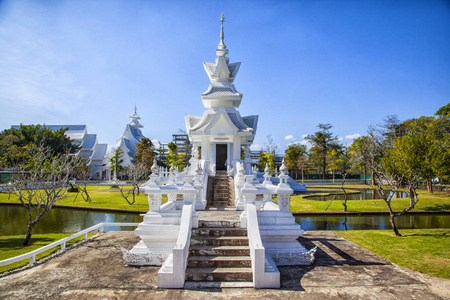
[284,134,294,140]
[250,144,262,151]
[345,134,361,140]
[302,134,308,139]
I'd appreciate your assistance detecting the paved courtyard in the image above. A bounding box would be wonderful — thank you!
[0,230,449,299]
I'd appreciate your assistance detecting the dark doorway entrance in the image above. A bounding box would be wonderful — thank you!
[216,144,227,170]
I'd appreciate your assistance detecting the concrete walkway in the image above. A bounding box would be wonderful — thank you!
[0,230,449,299]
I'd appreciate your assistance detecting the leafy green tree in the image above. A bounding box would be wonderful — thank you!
[0,125,78,169]
[284,144,307,179]
[110,148,124,179]
[258,151,275,172]
[167,142,186,171]
[135,138,155,169]
[306,123,340,180]
[349,136,372,184]
[435,102,450,117]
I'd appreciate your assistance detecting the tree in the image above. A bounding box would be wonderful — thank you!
[167,142,186,171]
[5,145,80,246]
[327,145,345,183]
[435,102,450,117]
[0,124,79,169]
[349,136,372,184]
[119,163,147,204]
[306,123,340,180]
[258,151,275,172]
[284,144,307,179]
[110,148,124,180]
[135,138,155,169]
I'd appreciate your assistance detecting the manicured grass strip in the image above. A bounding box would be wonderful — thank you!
[335,229,450,279]
[0,188,168,212]
[290,190,450,213]
[0,233,96,274]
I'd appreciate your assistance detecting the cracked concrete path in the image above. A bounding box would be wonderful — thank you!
[0,231,449,299]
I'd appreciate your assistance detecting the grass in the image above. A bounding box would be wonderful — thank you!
[0,232,96,274]
[335,229,450,279]
[0,185,169,212]
[291,185,450,213]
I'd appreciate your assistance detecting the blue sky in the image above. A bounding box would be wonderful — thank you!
[0,0,449,153]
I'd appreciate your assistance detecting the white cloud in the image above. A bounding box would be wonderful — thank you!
[345,134,361,140]
[301,140,310,145]
[337,137,344,141]
[302,134,308,139]
[151,139,160,147]
[250,144,262,151]
[284,134,294,140]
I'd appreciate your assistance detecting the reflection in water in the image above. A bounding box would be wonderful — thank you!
[295,214,450,231]
[0,205,142,235]
[304,189,409,201]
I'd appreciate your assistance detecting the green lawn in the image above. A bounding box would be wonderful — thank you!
[0,185,170,212]
[0,233,96,274]
[291,185,450,213]
[336,229,450,279]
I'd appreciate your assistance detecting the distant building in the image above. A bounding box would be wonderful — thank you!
[10,124,108,179]
[100,107,146,180]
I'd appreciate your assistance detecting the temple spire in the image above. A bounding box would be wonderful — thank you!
[216,13,228,57]
[218,13,226,50]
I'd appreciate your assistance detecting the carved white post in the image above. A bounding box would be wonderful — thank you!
[234,163,246,210]
[243,146,252,175]
[240,175,258,228]
[277,159,292,212]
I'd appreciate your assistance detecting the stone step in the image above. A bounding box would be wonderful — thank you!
[187,256,252,268]
[190,236,249,246]
[185,267,253,282]
[184,281,254,289]
[189,245,250,256]
[192,227,247,237]
[212,200,230,204]
[199,220,241,228]
[213,194,229,197]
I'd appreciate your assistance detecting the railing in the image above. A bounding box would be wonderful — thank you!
[158,202,194,288]
[246,202,265,287]
[0,222,139,268]
[173,202,194,286]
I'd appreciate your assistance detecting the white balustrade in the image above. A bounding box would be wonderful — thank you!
[0,222,139,269]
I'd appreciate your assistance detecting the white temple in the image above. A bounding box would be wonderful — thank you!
[101,107,146,180]
[185,14,258,172]
[122,15,314,289]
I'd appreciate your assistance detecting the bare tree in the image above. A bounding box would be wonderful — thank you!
[70,156,92,203]
[6,145,79,246]
[119,163,148,205]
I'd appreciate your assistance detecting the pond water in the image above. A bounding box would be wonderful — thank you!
[295,214,450,231]
[0,205,448,235]
[0,205,142,236]
[304,189,409,201]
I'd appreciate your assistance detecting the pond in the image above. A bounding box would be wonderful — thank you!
[304,189,409,201]
[295,213,450,231]
[0,205,142,236]
[0,205,448,235]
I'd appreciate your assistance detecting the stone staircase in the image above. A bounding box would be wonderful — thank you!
[184,219,253,288]
[210,171,234,207]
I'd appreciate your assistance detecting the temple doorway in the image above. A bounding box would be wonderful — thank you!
[216,144,227,170]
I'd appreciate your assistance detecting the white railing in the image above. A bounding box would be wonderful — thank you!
[173,202,194,286]
[0,222,139,268]
[158,202,194,288]
[246,202,265,287]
